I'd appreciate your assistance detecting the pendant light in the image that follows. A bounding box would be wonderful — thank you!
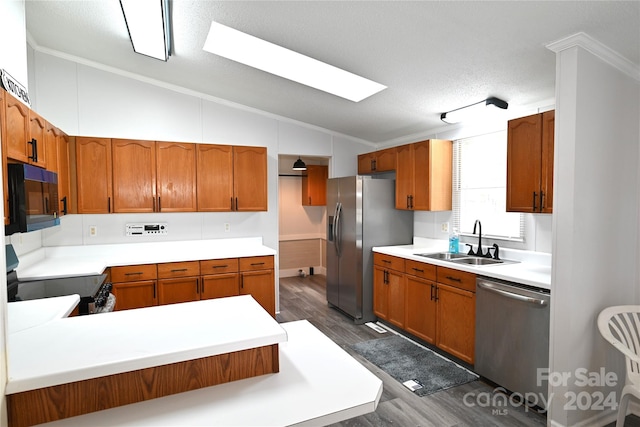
[292,157,307,171]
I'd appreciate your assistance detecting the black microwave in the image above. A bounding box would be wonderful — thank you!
[5,163,60,235]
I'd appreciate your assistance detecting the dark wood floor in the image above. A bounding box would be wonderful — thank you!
[277,275,550,427]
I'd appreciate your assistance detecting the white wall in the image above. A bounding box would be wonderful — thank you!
[547,36,640,426]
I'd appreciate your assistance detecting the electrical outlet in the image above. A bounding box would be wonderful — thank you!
[224,223,230,232]
[89,225,97,237]
[441,222,449,233]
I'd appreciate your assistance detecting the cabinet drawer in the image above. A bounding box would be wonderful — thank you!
[157,261,200,279]
[405,259,436,280]
[111,264,157,282]
[373,253,405,271]
[436,266,476,292]
[239,255,274,271]
[200,258,239,274]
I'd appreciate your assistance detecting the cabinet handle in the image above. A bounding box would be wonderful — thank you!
[212,265,228,269]
[230,197,234,210]
[412,267,424,273]
[539,191,545,211]
[410,195,414,209]
[372,159,377,171]
[153,197,156,212]
[407,195,410,209]
[158,196,161,212]
[241,276,244,289]
[153,283,156,299]
[196,278,199,294]
[235,197,238,211]
[171,268,188,273]
[532,191,537,211]
[61,196,68,215]
[382,259,391,264]
[309,197,312,204]
[125,272,144,276]
[108,197,111,213]
[28,138,37,162]
[445,275,462,282]
[251,262,265,266]
[430,284,435,301]
[435,286,439,302]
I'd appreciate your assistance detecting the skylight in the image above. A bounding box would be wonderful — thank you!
[203,21,386,102]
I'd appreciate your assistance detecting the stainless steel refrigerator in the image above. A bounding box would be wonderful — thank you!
[326,176,413,323]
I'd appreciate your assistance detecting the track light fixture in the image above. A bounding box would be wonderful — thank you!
[440,97,508,124]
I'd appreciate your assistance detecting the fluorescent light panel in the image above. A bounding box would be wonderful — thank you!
[120,0,169,61]
[203,21,386,102]
[441,97,508,124]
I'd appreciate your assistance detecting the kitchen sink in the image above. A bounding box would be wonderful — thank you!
[450,257,503,266]
[415,252,469,261]
[414,252,516,267]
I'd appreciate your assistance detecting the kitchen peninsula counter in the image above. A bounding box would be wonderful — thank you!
[15,237,275,280]
[374,238,551,290]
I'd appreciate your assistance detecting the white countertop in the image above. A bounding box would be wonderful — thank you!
[38,320,383,427]
[16,237,276,280]
[374,238,551,290]
[6,295,287,394]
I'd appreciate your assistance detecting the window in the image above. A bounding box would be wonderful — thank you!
[452,130,524,240]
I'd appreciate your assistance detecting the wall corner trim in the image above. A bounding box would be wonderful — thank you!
[546,32,640,83]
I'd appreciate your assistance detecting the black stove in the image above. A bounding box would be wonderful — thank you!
[6,244,114,315]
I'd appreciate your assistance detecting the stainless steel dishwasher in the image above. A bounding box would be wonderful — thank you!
[475,277,550,409]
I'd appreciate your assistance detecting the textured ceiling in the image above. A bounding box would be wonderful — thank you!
[25,1,640,144]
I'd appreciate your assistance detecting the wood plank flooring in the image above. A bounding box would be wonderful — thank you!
[277,275,640,427]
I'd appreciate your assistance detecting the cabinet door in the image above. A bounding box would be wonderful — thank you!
[240,269,275,317]
[45,122,58,173]
[112,139,156,213]
[302,165,328,206]
[56,131,71,215]
[395,144,414,210]
[386,269,405,329]
[405,275,437,344]
[506,113,543,213]
[112,280,157,311]
[375,147,397,172]
[1,90,9,225]
[201,273,240,300]
[436,283,475,364]
[373,265,388,320]
[540,110,555,213]
[158,277,200,305]
[28,111,47,168]
[196,144,233,211]
[76,137,113,214]
[234,146,267,211]
[4,92,31,163]
[416,139,452,211]
[156,142,197,212]
[357,152,375,174]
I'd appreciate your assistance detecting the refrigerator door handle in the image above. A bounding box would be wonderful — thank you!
[334,202,343,257]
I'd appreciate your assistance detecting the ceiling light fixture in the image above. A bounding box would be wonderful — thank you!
[292,157,307,171]
[120,0,171,61]
[440,97,508,124]
[203,21,386,102]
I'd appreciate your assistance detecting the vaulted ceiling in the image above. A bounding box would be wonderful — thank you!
[25,1,640,143]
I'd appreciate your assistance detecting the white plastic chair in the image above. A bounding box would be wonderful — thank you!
[597,305,640,427]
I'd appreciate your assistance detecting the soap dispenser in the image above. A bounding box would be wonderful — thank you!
[448,228,459,253]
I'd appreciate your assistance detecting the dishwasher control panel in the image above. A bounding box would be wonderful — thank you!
[126,223,168,236]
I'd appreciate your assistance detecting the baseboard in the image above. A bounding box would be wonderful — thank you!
[280,266,325,278]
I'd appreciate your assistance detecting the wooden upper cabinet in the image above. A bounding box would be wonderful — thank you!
[196,144,234,211]
[506,110,554,213]
[57,131,71,215]
[75,137,113,214]
[156,142,197,212]
[233,146,267,211]
[44,122,59,173]
[357,147,396,174]
[395,139,452,211]
[1,90,8,225]
[302,165,328,206]
[28,110,47,168]
[4,92,31,164]
[112,139,156,213]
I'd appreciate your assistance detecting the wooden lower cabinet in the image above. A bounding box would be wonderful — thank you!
[435,283,475,364]
[111,256,275,317]
[373,254,406,329]
[405,274,437,344]
[111,264,159,311]
[375,256,476,365]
